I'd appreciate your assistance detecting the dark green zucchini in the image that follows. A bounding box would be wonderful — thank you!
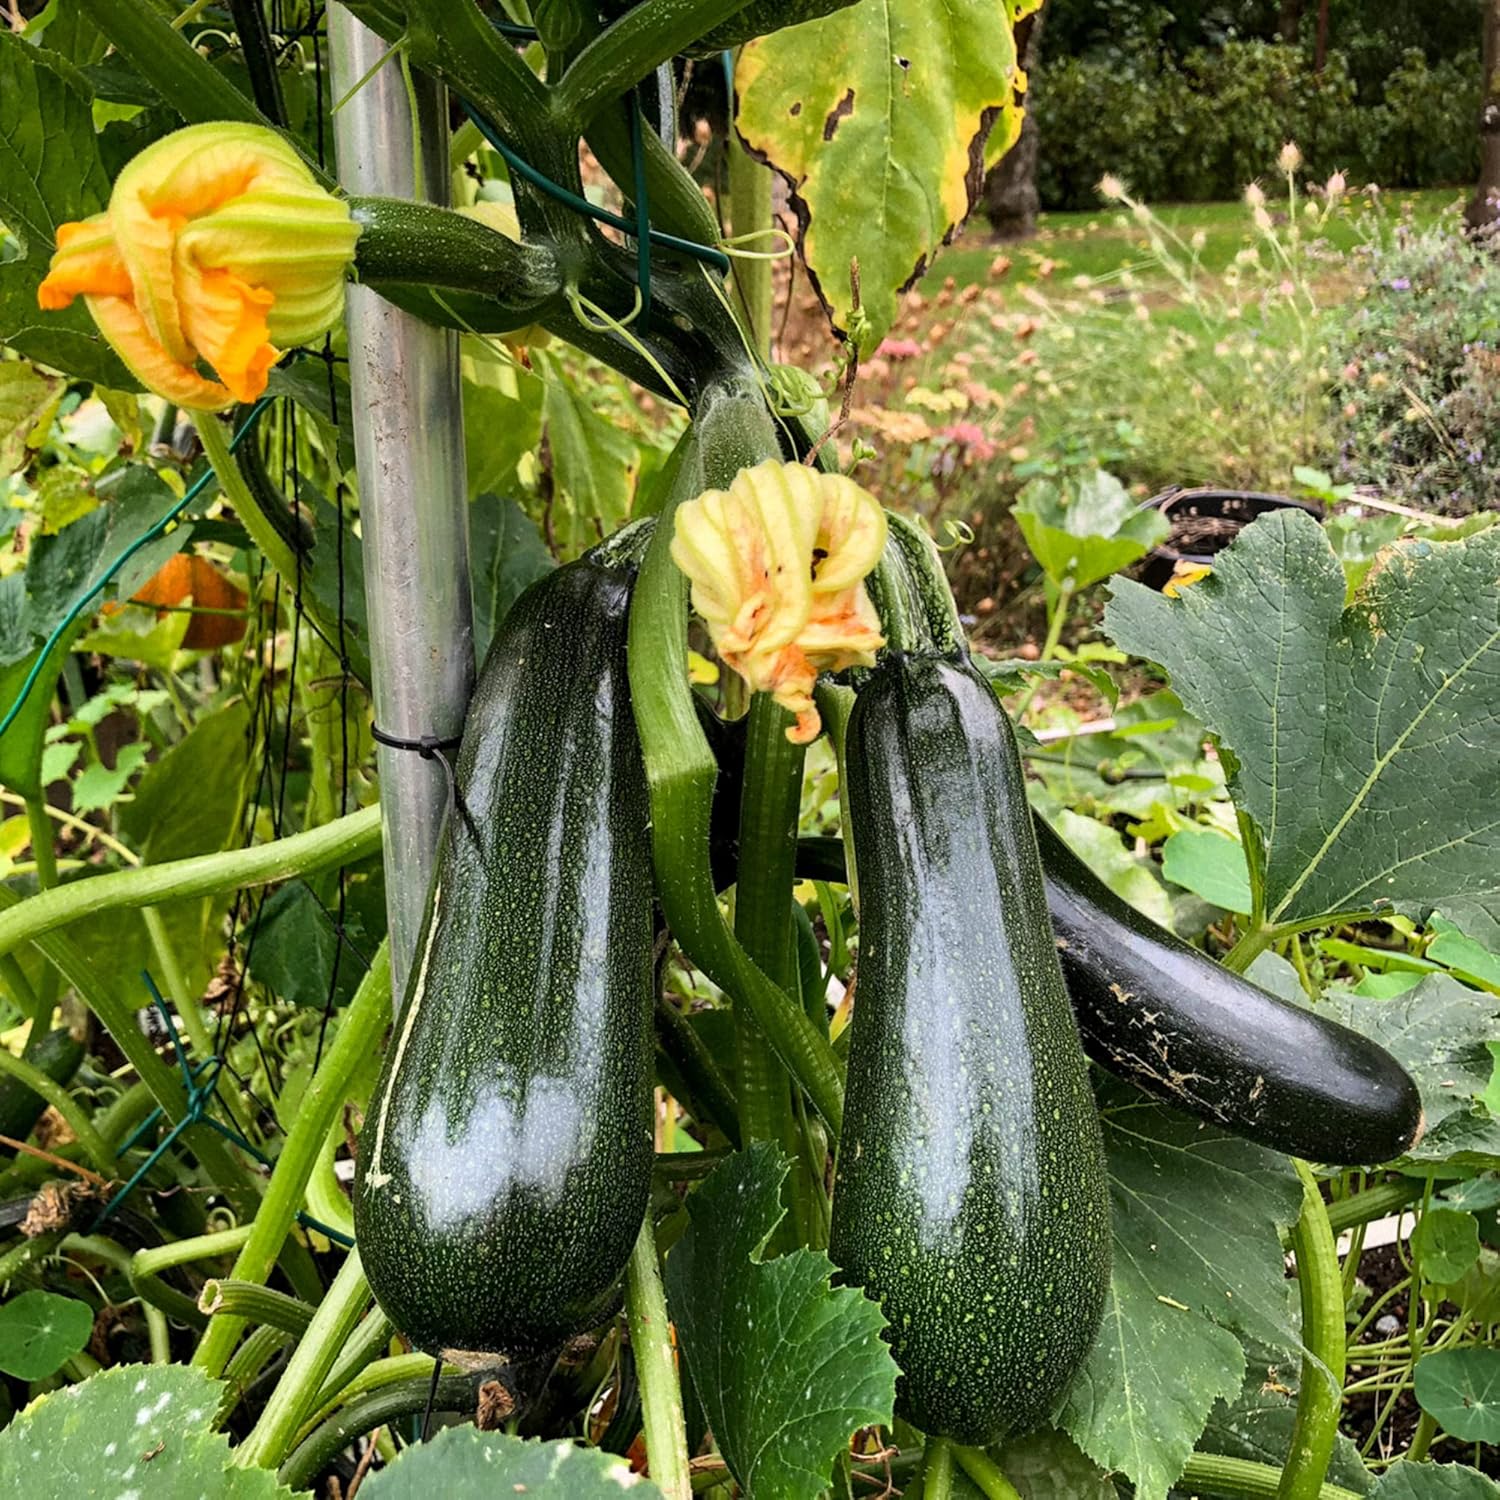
[1035,818,1424,1165]
[0,1027,85,1158]
[354,543,655,1364]
[830,653,1111,1445]
[786,824,1424,1164]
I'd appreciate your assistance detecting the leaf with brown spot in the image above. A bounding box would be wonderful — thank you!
[735,0,1024,342]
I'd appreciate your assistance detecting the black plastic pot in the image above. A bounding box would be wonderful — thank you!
[1136,487,1323,591]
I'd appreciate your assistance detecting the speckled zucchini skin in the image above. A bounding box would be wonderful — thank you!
[1037,818,1424,1164]
[354,557,655,1363]
[830,653,1111,1445]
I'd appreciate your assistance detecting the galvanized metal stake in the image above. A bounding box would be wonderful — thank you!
[330,8,475,1008]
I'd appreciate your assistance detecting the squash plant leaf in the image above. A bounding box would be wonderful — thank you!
[734,0,1021,344]
[1058,1081,1303,1500]
[1105,513,1500,945]
[1373,1461,1500,1499]
[1413,1348,1500,1444]
[359,1428,662,1499]
[468,493,555,660]
[1014,471,1169,596]
[0,1364,296,1497]
[1318,976,1500,1168]
[0,1291,93,1380]
[0,32,129,388]
[665,1142,897,1500]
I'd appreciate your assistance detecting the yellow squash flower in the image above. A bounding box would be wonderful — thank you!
[37,122,360,411]
[671,460,887,743]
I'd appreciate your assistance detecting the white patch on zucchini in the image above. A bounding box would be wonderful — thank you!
[366,882,442,1191]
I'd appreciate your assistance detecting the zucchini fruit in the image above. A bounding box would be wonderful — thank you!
[1036,818,1424,1165]
[355,544,655,1364]
[830,653,1111,1445]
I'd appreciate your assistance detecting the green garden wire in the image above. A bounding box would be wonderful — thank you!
[457,99,731,275]
[94,972,354,1249]
[0,398,273,743]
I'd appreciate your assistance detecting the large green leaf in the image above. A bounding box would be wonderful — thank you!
[1161,827,1253,915]
[997,1428,1116,1500]
[360,1428,662,1498]
[0,32,129,387]
[1413,1349,1500,1444]
[0,1364,297,1498]
[0,1291,93,1380]
[1058,1081,1304,1500]
[665,1143,897,1500]
[735,0,1021,343]
[1373,1464,1500,1500]
[540,361,641,557]
[1319,976,1500,1168]
[1105,514,1500,944]
[1192,1350,1373,1495]
[1014,470,1169,595]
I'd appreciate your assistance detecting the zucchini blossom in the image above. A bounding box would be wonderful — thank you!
[671,459,886,743]
[37,122,359,410]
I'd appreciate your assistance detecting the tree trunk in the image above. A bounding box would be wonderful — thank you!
[1313,0,1330,72]
[983,10,1045,241]
[1467,0,1500,233]
[1277,0,1303,44]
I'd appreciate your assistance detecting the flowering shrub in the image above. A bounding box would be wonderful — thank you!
[1329,222,1500,515]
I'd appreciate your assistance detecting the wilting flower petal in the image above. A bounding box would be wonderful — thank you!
[37,122,359,410]
[671,460,887,743]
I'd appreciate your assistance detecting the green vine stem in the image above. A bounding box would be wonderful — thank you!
[1184,1453,1363,1500]
[199,1280,317,1337]
[1323,1178,1422,1237]
[655,993,743,1147]
[278,1372,478,1492]
[219,1324,294,1423]
[953,1446,1023,1500]
[554,0,756,128]
[194,413,355,660]
[312,1306,396,1411]
[59,1228,168,1363]
[1277,1160,1348,1500]
[921,1435,955,1500]
[196,941,390,1379]
[626,1216,692,1500]
[733,694,808,1242]
[0,889,262,1217]
[627,407,846,1137]
[233,1249,371,1471]
[726,117,775,353]
[0,804,380,965]
[131,1225,255,1328]
[295,1352,454,1441]
[0,1047,112,1174]
[23,793,60,1021]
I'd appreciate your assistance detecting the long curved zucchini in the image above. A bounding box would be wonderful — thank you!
[786,823,1424,1165]
[1034,818,1424,1165]
[830,653,1111,1445]
[355,539,655,1364]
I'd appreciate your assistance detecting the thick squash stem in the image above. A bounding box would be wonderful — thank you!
[625,1218,692,1500]
[1276,1161,1348,1500]
[627,408,845,1139]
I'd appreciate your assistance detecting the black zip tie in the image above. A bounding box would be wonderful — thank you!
[421,1354,443,1441]
[370,725,477,842]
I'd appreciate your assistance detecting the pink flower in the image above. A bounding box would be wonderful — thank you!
[876,337,923,359]
[935,422,998,462]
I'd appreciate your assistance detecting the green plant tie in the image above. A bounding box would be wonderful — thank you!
[0,398,274,742]
[93,972,354,1249]
[458,99,730,275]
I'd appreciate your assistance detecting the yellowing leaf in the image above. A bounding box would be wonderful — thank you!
[736,0,1021,343]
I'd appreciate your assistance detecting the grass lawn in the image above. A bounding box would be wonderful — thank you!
[926,184,1468,290]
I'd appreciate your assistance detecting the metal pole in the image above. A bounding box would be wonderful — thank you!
[329,8,475,1009]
